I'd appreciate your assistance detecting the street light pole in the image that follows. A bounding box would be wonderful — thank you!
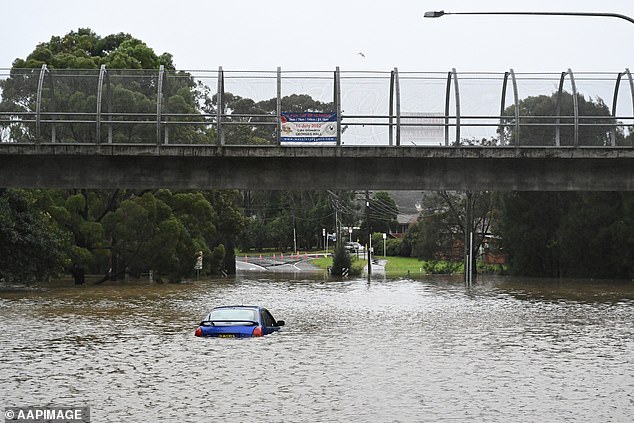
[322,228,326,255]
[424,10,634,25]
[383,233,387,258]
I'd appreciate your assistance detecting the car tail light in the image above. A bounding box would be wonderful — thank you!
[194,327,202,337]
[252,326,263,337]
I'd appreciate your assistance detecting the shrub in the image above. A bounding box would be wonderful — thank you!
[330,243,352,276]
[421,260,463,274]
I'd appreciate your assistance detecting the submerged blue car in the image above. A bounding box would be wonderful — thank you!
[194,305,285,338]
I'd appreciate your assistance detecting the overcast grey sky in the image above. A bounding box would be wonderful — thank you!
[1,0,632,72]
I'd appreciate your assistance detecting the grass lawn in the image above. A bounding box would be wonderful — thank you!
[311,255,331,269]
[238,250,470,277]
[311,255,366,275]
[383,256,428,275]
[312,255,429,275]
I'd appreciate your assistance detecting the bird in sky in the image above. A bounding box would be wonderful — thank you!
[357,52,366,58]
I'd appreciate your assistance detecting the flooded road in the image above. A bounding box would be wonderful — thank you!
[1,275,633,422]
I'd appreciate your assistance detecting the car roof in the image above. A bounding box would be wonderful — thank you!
[211,305,262,311]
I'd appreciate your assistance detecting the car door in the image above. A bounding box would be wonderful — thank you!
[260,308,279,335]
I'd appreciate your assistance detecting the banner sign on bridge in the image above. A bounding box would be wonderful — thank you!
[280,112,337,145]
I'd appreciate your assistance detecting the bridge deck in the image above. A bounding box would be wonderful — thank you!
[1,144,633,191]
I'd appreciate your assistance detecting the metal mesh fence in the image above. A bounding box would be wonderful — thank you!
[0,66,632,147]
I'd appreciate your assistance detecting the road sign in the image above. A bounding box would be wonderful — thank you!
[194,251,203,270]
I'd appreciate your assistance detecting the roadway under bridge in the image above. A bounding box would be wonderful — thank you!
[1,144,632,191]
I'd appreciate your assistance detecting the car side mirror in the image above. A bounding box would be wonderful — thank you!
[276,320,285,327]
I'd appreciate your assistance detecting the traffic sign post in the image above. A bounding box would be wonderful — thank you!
[194,251,203,280]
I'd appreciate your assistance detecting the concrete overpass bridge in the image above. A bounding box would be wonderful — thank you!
[1,66,633,191]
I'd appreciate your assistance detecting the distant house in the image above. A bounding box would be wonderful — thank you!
[389,191,423,236]
[481,235,507,265]
[395,212,420,236]
[433,234,507,264]
[390,191,508,264]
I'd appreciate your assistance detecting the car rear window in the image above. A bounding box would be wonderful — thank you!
[208,308,257,325]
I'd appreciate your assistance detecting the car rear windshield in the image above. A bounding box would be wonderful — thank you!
[208,308,257,325]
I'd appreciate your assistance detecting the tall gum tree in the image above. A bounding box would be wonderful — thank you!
[0,29,243,281]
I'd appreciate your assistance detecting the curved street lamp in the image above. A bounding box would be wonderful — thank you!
[424,10,634,25]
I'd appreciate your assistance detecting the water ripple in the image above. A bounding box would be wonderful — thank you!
[1,276,633,422]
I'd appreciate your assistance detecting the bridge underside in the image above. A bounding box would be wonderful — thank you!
[1,145,633,191]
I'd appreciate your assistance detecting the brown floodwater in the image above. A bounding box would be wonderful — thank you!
[1,274,633,422]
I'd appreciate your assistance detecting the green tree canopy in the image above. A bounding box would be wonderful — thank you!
[0,29,244,282]
[495,92,634,278]
[501,91,623,146]
[0,189,68,282]
[238,190,358,252]
[406,191,494,263]
[0,28,213,144]
[498,192,634,279]
[11,28,174,70]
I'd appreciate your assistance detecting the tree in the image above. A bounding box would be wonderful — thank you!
[0,28,213,145]
[50,189,111,271]
[409,210,457,260]
[205,190,245,274]
[102,192,183,280]
[8,29,174,70]
[498,192,634,279]
[557,193,634,278]
[0,30,244,282]
[95,189,244,281]
[497,192,567,277]
[496,93,634,278]
[500,91,620,146]
[0,189,68,282]
[406,191,495,270]
[330,242,352,276]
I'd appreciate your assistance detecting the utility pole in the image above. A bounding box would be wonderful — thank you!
[335,206,339,250]
[366,190,372,276]
[464,191,474,286]
[292,214,297,255]
[322,228,326,255]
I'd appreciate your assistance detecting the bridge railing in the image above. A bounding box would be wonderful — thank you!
[1,66,632,147]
